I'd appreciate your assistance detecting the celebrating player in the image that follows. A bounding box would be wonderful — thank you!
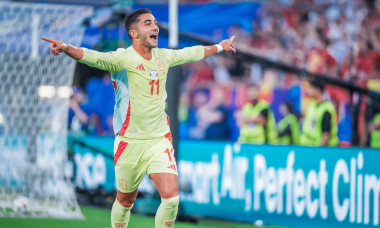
[42,8,236,228]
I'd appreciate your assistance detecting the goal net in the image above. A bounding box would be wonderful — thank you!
[0,2,92,218]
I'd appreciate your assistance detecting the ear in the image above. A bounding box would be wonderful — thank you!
[129,29,139,39]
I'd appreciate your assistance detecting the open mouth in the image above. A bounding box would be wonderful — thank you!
[150,34,158,41]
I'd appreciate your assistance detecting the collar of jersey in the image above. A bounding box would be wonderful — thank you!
[130,46,156,63]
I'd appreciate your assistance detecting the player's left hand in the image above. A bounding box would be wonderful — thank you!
[219,36,236,53]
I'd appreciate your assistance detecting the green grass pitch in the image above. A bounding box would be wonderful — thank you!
[0,206,281,228]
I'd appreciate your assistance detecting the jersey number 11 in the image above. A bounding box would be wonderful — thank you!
[149,79,160,96]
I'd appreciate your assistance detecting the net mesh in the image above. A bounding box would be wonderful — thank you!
[0,2,92,218]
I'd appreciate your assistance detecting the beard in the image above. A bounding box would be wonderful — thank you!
[141,33,157,49]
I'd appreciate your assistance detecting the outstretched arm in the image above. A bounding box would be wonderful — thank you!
[203,35,236,59]
[169,35,237,67]
[41,37,83,60]
[41,37,122,74]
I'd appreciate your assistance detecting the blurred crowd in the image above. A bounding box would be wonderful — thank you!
[178,75,380,148]
[69,73,115,136]
[232,0,380,89]
[178,0,380,148]
[68,0,380,148]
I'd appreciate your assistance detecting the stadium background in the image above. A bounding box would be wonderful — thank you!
[1,0,380,227]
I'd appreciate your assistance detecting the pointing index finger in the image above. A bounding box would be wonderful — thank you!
[41,37,54,43]
[229,35,235,42]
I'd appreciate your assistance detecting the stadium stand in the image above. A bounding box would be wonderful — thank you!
[69,0,380,148]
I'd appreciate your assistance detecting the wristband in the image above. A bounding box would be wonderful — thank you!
[214,44,223,53]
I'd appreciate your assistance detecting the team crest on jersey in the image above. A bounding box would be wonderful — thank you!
[150,70,158,79]
[115,223,126,228]
[119,178,127,190]
[156,58,165,71]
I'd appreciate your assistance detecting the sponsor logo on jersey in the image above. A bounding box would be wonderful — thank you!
[165,220,174,226]
[119,178,127,190]
[150,70,158,79]
[115,222,126,228]
[156,58,165,71]
[136,64,145,71]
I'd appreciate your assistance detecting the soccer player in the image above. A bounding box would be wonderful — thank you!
[42,8,236,228]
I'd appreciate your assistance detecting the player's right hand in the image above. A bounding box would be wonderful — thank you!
[41,37,68,56]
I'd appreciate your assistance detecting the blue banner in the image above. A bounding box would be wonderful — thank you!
[69,136,115,192]
[178,141,380,227]
[69,136,380,227]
